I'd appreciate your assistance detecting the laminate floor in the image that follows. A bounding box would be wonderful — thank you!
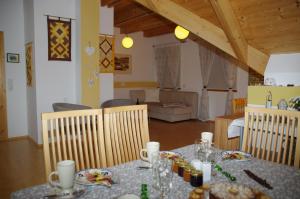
[0,119,214,199]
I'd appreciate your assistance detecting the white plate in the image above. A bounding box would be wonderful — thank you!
[117,194,139,199]
[75,169,112,186]
[221,151,252,161]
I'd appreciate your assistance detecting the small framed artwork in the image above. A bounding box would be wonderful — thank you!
[7,53,20,63]
[114,53,132,74]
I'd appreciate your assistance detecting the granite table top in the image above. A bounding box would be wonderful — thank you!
[12,145,300,199]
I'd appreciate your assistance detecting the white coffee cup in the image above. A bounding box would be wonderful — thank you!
[140,141,160,164]
[48,160,75,191]
[201,132,213,147]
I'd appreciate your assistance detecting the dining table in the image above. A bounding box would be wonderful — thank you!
[12,145,300,199]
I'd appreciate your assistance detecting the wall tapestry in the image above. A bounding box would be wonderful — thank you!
[99,34,115,73]
[47,16,71,61]
[25,42,33,87]
[114,54,132,74]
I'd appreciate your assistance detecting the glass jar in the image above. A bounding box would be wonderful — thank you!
[190,170,203,187]
[178,162,186,177]
[183,166,192,182]
[172,158,181,173]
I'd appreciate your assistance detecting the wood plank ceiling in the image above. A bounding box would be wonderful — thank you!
[102,0,300,73]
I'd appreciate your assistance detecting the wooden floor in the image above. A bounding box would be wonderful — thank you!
[0,119,214,199]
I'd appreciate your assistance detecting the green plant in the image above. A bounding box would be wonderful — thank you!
[289,96,300,110]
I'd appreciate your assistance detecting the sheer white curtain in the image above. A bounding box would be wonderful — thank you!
[154,45,181,89]
[198,44,215,121]
[222,59,237,115]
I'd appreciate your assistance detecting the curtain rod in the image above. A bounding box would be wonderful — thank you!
[44,14,76,21]
[152,41,186,48]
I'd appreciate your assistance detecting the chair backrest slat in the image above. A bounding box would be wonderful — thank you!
[104,105,150,166]
[232,98,247,114]
[242,107,300,168]
[42,109,107,180]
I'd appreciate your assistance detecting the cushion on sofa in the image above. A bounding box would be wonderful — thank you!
[148,103,192,115]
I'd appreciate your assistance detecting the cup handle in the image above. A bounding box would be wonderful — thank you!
[48,171,61,188]
[140,148,148,162]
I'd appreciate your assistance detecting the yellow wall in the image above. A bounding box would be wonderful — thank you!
[80,0,100,108]
[248,86,300,106]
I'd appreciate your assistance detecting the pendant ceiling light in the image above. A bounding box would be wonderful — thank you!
[174,25,189,40]
[122,36,134,49]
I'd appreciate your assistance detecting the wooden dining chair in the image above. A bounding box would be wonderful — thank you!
[41,109,107,179]
[103,105,150,166]
[232,98,247,114]
[242,107,300,168]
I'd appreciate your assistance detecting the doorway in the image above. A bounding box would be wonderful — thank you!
[0,31,8,140]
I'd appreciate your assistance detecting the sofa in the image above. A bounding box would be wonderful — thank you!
[130,89,198,122]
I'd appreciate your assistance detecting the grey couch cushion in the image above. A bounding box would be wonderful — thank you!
[52,103,92,112]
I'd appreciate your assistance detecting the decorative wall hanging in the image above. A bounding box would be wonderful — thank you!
[99,34,115,73]
[47,16,71,61]
[85,42,95,56]
[25,43,33,86]
[7,53,19,63]
[114,53,132,74]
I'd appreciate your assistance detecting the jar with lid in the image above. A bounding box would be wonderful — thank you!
[172,158,182,173]
[183,165,192,182]
[178,162,186,177]
[190,170,203,187]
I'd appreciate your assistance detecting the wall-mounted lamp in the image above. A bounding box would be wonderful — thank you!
[122,36,134,49]
[174,25,189,40]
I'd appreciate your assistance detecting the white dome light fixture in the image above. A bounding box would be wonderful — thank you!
[174,25,189,40]
[122,36,134,49]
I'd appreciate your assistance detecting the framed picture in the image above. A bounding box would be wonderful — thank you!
[114,53,132,74]
[7,53,20,63]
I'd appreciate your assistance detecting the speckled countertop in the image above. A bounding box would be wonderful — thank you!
[12,145,300,199]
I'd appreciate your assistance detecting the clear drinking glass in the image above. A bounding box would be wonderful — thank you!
[152,155,173,199]
[193,138,201,159]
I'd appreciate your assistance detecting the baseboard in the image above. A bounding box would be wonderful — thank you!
[0,135,28,142]
[28,136,43,148]
[0,135,43,148]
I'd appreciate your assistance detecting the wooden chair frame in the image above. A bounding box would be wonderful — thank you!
[42,109,107,179]
[232,98,247,114]
[103,105,150,166]
[242,107,300,168]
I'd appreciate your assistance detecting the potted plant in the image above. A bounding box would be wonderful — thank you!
[288,96,300,111]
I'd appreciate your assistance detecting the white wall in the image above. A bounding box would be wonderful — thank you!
[34,0,77,143]
[24,0,38,141]
[99,7,114,104]
[0,0,28,138]
[264,53,300,86]
[114,28,156,99]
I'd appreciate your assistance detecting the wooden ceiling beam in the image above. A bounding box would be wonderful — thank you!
[143,24,176,37]
[120,15,171,34]
[116,12,154,26]
[209,0,248,62]
[134,0,269,75]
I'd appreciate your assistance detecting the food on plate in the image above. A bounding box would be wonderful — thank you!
[76,169,113,186]
[222,151,250,161]
[160,151,181,160]
[209,183,269,199]
[189,183,270,199]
